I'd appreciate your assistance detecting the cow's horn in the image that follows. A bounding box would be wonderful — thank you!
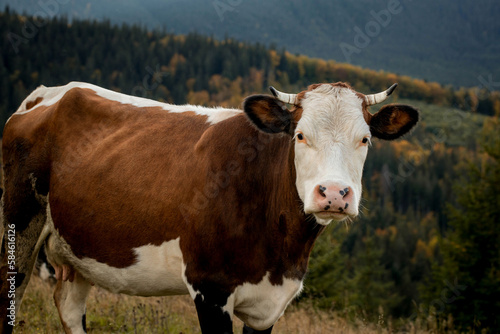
[364,83,398,106]
[269,86,298,105]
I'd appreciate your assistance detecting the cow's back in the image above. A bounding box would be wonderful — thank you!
[5,84,221,266]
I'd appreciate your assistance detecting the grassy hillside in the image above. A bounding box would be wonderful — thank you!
[2,0,500,87]
[15,276,436,333]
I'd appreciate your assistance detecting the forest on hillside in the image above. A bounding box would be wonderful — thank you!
[3,0,500,88]
[1,10,500,332]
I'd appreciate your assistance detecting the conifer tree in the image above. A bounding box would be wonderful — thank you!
[348,237,401,322]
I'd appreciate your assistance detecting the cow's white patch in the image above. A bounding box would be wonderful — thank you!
[9,81,241,124]
[45,205,188,296]
[81,240,188,296]
[56,273,91,334]
[232,273,303,331]
[181,263,201,301]
[182,268,301,329]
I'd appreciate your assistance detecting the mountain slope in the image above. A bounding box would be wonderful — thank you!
[2,0,500,87]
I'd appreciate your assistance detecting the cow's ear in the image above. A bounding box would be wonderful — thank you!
[370,104,419,140]
[243,95,293,134]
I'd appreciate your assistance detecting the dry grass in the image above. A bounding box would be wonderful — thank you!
[14,276,433,334]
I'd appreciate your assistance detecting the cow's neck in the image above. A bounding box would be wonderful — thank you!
[228,115,326,281]
[268,132,325,281]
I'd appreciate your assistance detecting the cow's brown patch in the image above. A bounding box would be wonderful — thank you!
[25,97,44,110]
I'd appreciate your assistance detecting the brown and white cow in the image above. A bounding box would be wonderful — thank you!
[0,81,418,333]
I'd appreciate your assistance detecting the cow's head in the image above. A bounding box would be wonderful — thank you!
[243,82,418,225]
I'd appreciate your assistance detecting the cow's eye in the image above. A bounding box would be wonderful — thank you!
[361,137,371,145]
[296,131,307,143]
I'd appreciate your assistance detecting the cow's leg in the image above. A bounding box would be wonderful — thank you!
[193,291,234,334]
[0,190,48,334]
[242,325,274,334]
[53,271,91,334]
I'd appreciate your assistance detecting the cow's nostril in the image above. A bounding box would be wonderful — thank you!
[318,185,326,197]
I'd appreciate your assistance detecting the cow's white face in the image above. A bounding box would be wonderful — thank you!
[244,82,419,226]
[293,85,369,225]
